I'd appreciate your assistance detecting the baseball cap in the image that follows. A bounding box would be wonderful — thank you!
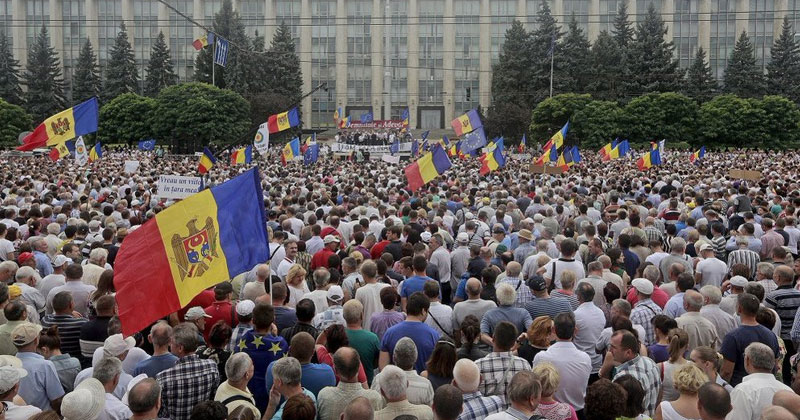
[7,285,21,300]
[420,232,432,243]
[496,244,508,255]
[0,365,27,393]
[17,252,33,264]
[631,278,654,295]
[102,334,135,357]
[699,243,713,252]
[11,322,42,347]
[529,275,547,292]
[730,275,749,288]
[456,232,469,243]
[214,282,233,295]
[61,378,105,420]
[52,254,71,267]
[323,235,340,244]
[236,300,255,316]
[184,306,212,321]
[327,285,344,303]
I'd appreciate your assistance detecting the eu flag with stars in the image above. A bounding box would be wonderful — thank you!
[138,139,156,151]
[303,143,319,165]
[460,126,487,155]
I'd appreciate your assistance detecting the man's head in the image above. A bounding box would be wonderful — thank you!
[225,352,254,387]
[676,272,695,293]
[587,260,603,276]
[406,291,430,319]
[333,347,361,382]
[252,302,275,331]
[92,356,122,391]
[128,378,162,417]
[506,371,541,412]
[341,396,374,420]
[284,239,298,260]
[575,282,594,304]
[288,332,316,364]
[465,278,481,299]
[699,285,722,305]
[378,365,408,402]
[213,282,233,301]
[736,293,760,318]
[683,290,704,312]
[432,385,463,420]
[744,342,776,374]
[775,265,794,286]
[610,330,638,364]
[272,282,288,306]
[65,263,83,281]
[51,291,74,315]
[505,261,521,278]
[393,337,418,371]
[171,323,199,356]
[492,321,518,352]
[452,359,481,393]
[496,283,517,306]
[343,299,363,327]
[272,356,302,395]
[553,312,576,341]
[3,301,26,322]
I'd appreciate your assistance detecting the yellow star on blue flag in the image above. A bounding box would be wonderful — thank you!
[238,339,247,351]
[269,342,283,355]
[252,335,265,349]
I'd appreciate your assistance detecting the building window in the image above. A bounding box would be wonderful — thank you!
[347,0,371,105]
[674,0,699,69]
[455,0,479,113]
[62,0,85,100]
[169,0,194,81]
[97,0,121,69]
[710,0,736,79]
[134,0,159,92]
[239,0,265,38]
[388,0,408,112]
[748,0,773,70]
[636,0,661,22]
[563,0,589,33]
[599,0,621,34]
[275,0,301,49]
[418,0,443,105]
[311,0,336,127]
[490,0,515,64]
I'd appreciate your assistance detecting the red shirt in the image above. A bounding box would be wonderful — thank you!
[177,289,215,322]
[370,240,390,260]
[203,300,237,342]
[311,248,336,270]
[626,285,670,308]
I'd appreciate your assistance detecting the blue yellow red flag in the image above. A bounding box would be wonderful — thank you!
[281,138,301,166]
[690,146,705,163]
[88,142,102,162]
[479,138,507,175]
[451,109,482,137]
[18,97,99,151]
[198,147,216,174]
[405,144,452,191]
[267,108,300,134]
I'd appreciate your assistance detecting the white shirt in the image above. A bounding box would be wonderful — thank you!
[0,238,14,260]
[696,257,727,288]
[38,273,65,300]
[355,282,390,331]
[728,372,792,420]
[700,304,738,346]
[306,289,329,314]
[102,392,133,420]
[371,369,434,406]
[573,302,605,373]
[277,258,295,281]
[424,301,453,336]
[543,258,585,289]
[533,341,592,410]
[430,247,451,285]
[4,402,41,420]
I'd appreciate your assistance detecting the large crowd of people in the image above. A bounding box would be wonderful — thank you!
[0,144,800,420]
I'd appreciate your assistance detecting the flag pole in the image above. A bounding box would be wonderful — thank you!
[212,37,216,87]
[549,35,554,99]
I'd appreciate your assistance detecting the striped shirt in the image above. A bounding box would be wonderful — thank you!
[457,391,506,420]
[727,249,760,279]
[711,236,728,260]
[41,314,87,360]
[764,285,800,339]
[523,295,574,320]
[495,277,532,307]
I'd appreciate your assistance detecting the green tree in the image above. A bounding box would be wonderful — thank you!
[267,24,302,99]
[766,17,800,102]
[487,20,532,141]
[529,93,591,143]
[151,82,250,153]
[71,38,101,104]
[572,100,624,148]
[723,31,765,98]
[529,1,562,105]
[698,94,767,147]
[23,26,66,123]
[612,1,634,48]
[559,15,591,94]
[757,96,800,148]
[625,4,683,95]
[684,47,717,102]
[144,31,177,97]
[0,99,31,147]
[621,92,698,144]
[586,31,625,101]
[104,23,139,101]
[97,93,157,144]
[0,33,23,106]
[194,0,251,90]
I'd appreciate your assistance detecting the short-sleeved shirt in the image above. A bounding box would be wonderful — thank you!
[380,321,440,373]
[134,353,179,378]
[347,328,381,385]
[720,324,779,386]
[16,351,66,411]
[400,275,434,298]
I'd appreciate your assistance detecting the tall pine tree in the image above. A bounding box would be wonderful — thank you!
[766,16,800,102]
[625,4,683,95]
[486,20,533,140]
[144,31,177,96]
[71,38,101,104]
[23,26,66,123]
[587,30,625,100]
[194,0,250,89]
[268,24,302,99]
[723,30,765,98]
[104,23,139,101]
[558,15,591,94]
[0,33,23,106]
[529,0,562,105]
[612,1,634,48]
[684,47,717,102]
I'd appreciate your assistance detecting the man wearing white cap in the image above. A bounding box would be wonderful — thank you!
[314,286,346,331]
[60,378,105,420]
[228,300,255,352]
[74,334,135,399]
[184,306,212,346]
[720,276,749,315]
[450,232,471,293]
[629,278,663,346]
[39,254,70,300]
[12,322,65,411]
[695,243,728,288]
[311,235,341,270]
[0,362,42,420]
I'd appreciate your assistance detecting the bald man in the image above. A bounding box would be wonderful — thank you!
[773,390,800,418]
[341,396,374,420]
[676,289,719,351]
[452,359,503,420]
[452,278,497,338]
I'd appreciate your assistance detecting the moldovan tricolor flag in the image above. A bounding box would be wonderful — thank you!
[450,109,482,137]
[267,107,300,134]
[198,147,216,174]
[18,97,99,151]
[114,168,269,335]
[230,145,252,165]
[48,141,71,162]
[404,144,452,191]
[88,142,102,162]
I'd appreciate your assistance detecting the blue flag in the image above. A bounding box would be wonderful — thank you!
[571,146,581,163]
[390,138,399,155]
[138,139,156,151]
[361,111,373,123]
[460,126,487,155]
[412,139,419,157]
[303,143,319,166]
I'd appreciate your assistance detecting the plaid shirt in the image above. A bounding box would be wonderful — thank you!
[630,298,662,346]
[614,355,661,417]
[476,351,531,397]
[458,391,506,420]
[495,277,532,307]
[157,354,220,420]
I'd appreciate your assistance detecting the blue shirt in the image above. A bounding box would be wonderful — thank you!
[234,331,288,411]
[400,275,433,298]
[264,362,335,396]
[16,351,65,410]
[271,389,316,420]
[33,251,53,277]
[380,320,440,373]
[134,353,179,378]
[720,324,779,386]
[664,292,686,318]
[621,248,640,279]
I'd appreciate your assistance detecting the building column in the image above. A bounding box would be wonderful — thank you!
[553,0,564,24]
[231,0,239,12]
[193,0,203,41]
[735,0,749,38]
[264,0,275,42]
[12,0,26,66]
[407,0,419,128]
[478,0,490,110]
[122,0,134,49]
[335,0,347,115]
[300,0,312,121]
[443,0,454,124]
[50,0,64,64]
[516,0,525,24]
[698,0,711,54]
[588,0,600,42]
[627,0,635,24]
[371,0,383,119]
[158,1,170,47]
[662,0,674,43]
[774,0,788,41]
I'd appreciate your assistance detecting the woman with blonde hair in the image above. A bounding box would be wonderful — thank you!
[689,346,733,392]
[653,364,708,420]
[658,328,690,402]
[285,264,309,308]
[532,362,579,420]
[516,316,554,365]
